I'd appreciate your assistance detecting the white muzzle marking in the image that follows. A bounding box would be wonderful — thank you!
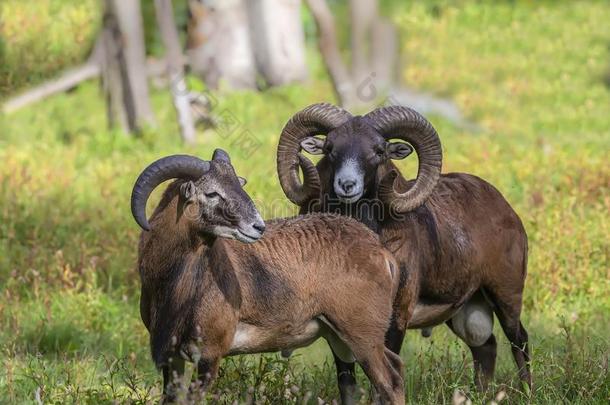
[333,158,364,203]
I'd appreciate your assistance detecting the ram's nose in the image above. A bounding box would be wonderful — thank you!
[338,178,356,194]
[236,216,266,243]
[252,221,266,235]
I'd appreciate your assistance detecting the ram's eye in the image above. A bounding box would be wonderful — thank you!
[205,192,220,199]
[375,148,385,157]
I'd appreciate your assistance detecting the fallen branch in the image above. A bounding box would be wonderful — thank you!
[388,87,479,131]
[1,56,187,114]
[2,63,100,114]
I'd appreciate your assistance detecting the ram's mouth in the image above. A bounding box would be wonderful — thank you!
[335,190,363,204]
[234,228,263,243]
[212,225,262,243]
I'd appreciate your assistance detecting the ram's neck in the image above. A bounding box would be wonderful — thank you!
[137,188,209,283]
[313,160,408,232]
[375,160,408,188]
[138,217,211,366]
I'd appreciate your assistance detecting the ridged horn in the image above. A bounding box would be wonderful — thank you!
[130,155,210,231]
[276,103,352,205]
[365,106,442,213]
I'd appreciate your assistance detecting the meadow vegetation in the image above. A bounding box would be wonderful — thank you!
[1,1,609,403]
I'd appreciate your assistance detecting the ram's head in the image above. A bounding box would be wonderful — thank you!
[276,103,443,213]
[131,149,265,243]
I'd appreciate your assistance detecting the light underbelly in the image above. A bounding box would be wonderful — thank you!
[408,292,495,347]
[408,302,462,329]
[228,320,322,356]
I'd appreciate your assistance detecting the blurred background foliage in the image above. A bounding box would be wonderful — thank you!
[0,0,609,403]
[0,0,100,96]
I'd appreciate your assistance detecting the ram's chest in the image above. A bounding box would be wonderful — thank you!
[144,261,208,365]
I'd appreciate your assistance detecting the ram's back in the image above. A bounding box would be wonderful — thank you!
[216,213,397,322]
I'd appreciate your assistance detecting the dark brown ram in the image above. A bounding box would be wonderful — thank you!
[131,149,406,404]
[276,103,531,401]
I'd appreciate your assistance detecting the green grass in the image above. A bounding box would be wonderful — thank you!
[1,1,609,403]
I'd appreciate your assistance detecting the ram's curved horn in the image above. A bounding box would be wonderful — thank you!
[276,103,352,205]
[365,106,442,213]
[131,155,210,231]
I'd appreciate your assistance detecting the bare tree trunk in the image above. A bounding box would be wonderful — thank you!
[371,18,397,94]
[349,0,377,85]
[307,0,398,109]
[100,9,129,132]
[101,0,155,133]
[187,0,256,90]
[247,0,308,86]
[154,0,196,144]
[306,0,356,108]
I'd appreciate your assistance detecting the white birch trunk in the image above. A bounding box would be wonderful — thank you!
[187,0,257,90]
[306,0,356,107]
[247,0,308,86]
[101,0,155,133]
[155,0,196,144]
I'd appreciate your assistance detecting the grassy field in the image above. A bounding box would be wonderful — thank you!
[1,1,609,403]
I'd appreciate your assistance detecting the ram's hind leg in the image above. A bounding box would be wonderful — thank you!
[487,286,531,389]
[448,318,497,391]
[351,343,404,405]
[470,334,497,391]
[337,319,404,404]
[326,312,404,404]
[331,354,357,405]
[485,231,531,389]
[447,291,497,390]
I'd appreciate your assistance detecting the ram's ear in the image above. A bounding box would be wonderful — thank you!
[386,141,413,160]
[212,148,231,163]
[238,176,247,187]
[180,181,197,201]
[300,137,325,155]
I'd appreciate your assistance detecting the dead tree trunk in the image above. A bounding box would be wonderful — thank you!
[154,0,196,144]
[247,0,308,86]
[187,0,257,90]
[349,0,377,85]
[306,0,357,108]
[188,0,307,89]
[306,0,397,109]
[101,0,155,133]
[371,18,397,93]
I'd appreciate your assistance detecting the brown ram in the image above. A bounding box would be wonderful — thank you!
[276,104,531,400]
[131,149,406,404]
